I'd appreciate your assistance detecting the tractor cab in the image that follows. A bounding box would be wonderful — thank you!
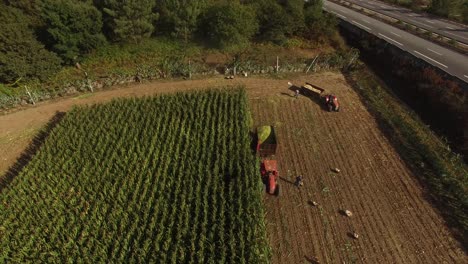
[325,94,340,112]
[260,160,279,196]
[257,126,280,196]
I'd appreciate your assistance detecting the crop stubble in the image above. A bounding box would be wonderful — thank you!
[249,76,466,263]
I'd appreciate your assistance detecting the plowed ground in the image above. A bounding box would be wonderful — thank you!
[1,73,466,263]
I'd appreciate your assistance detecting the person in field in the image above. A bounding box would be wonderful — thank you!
[294,89,300,99]
[295,175,303,187]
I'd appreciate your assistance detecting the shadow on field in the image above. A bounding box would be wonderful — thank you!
[280,92,294,98]
[287,85,328,111]
[249,131,258,155]
[304,255,320,263]
[0,111,66,193]
[279,176,295,186]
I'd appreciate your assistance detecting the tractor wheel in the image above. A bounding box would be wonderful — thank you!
[274,184,280,196]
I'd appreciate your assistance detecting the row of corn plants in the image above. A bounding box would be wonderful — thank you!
[0,87,270,263]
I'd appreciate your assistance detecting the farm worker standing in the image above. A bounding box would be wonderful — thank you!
[294,89,300,99]
[295,175,303,187]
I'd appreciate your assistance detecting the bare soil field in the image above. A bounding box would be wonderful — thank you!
[1,73,466,263]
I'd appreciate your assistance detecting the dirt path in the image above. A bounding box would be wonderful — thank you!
[1,73,466,263]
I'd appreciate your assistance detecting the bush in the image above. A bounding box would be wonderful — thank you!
[198,2,258,50]
[0,4,61,83]
[40,0,107,64]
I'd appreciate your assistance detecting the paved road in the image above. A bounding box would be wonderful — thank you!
[324,1,468,82]
[337,0,468,44]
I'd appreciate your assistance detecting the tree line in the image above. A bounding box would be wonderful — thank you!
[0,0,336,84]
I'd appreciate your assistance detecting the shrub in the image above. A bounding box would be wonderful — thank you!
[0,4,61,83]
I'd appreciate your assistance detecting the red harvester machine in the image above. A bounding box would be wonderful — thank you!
[257,126,279,196]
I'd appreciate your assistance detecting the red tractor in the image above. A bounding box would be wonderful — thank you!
[257,126,280,196]
[300,82,340,112]
[325,94,340,112]
[260,160,280,196]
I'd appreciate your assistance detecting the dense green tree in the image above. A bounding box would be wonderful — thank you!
[0,4,61,83]
[40,0,106,63]
[198,1,258,49]
[99,0,157,42]
[463,1,468,23]
[156,0,207,42]
[249,0,290,44]
[278,0,306,34]
[304,0,337,40]
[304,0,323,21]
[3,0,40,18]
[429,0,464,19]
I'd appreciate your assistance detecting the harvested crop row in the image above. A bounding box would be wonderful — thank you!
[0,87,270,263]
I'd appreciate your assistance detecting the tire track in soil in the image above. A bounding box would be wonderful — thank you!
[312,110,374,264]
[249,78,467,264]
[346,104,449,263]
[347,105,437,263]
[298,105,346,264]
[282,99,333,263]
[332,109,413,263]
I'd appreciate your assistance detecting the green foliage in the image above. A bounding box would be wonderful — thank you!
[82,37,200,70]
[40,0,106,64]
[304,0,323,22]
[2,0,42,27]
[100,0,158,43]
[156,0,208,42]
[198,1,258,50]
[307,13,338,41]
[429,0,465,18]
[250,0,290,45]
[279,0,306,34]
[462,1,468,23]
[0,4,61,83]
[0,89,270,262]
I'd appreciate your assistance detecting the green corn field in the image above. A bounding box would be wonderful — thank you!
[0,87,270,263]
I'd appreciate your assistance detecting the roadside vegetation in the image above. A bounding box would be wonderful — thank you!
[0,0,345,109]
[346,64,468,242]
[0,88,271,262]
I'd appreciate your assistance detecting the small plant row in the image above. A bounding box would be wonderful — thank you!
[0,87,270,263]
[0,51,358,110]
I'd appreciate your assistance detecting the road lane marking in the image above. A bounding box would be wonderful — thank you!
[409,19,434,28]
[427,48,442,55]
[421,22,434,28]
[378,33,403,46]
[413,50,448,68]
[351,20,371,31]
[464,75,468,79]
[444,31,468,41]
[330,11,347,19]
[363,19,371,24]
[426,20,435,24]
[336,13,347,19]
[446,26,455,30]
[390,32,401,37]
